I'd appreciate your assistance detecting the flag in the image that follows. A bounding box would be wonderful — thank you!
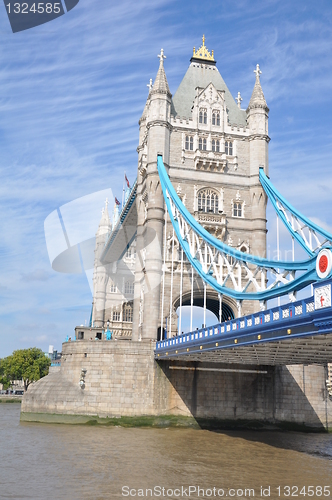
[115,197,120,206]
[125,174,130,188]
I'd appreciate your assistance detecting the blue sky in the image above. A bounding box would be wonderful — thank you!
[0,0,332,357]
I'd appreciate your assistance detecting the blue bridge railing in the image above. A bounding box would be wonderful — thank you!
[155,280,332,358]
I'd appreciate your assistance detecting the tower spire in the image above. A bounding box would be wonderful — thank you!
[247,64,268,111]
[158,48,166,68]
[97,198,111,236]
[151,48,171,96]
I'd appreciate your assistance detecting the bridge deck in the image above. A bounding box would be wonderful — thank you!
[101,181,137,264]
[155,283,332,365]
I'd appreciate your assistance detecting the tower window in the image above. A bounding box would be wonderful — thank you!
[125,247,132,259]
[125,281,135,294]
[198,189,219,213]
[113,311,120,321]
[199,109,207,124]
[225,141,233,155]
[123,303,133,322]
[185,136,193,151]
[212,140,220,152]
[198,138,207,151]
[233,202,243,218]
[212,112,220,126]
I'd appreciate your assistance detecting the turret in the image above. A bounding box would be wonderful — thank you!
[246,64,269,177]
[145,49,172,164]
[132,50,172,341]
[92,199,112,328]
[247,65,269,265]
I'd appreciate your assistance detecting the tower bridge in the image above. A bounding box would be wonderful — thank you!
[21,38,332,430]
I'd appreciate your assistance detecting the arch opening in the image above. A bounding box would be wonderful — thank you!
[173,291,235,335]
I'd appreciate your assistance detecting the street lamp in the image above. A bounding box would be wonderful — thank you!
[106,319,112,340]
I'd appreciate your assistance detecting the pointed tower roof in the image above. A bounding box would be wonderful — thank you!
[247,64,269,111]
[171,37,246,126]
[97,198,112,236]
[151,49,171,96]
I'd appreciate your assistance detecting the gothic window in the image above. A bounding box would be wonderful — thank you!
[125,247,132,259]
[212,111,220,126]
[113,311,120,321]
[125,281,134,294]
[225,141,233,155]
[110,283,117,293]
[199,109,207,124]
[233,202,243,218]
[212,139,220,152]
[123,303,133,322]
[185,136,193,151]
[198,189,219,213]
[198,138,207,151]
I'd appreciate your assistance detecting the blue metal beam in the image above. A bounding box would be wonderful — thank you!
[157,155,331,301]
[155,280,332,363]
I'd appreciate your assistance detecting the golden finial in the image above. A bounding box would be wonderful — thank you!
[192,35,215,62]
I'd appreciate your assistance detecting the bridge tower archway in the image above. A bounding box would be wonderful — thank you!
[173,290,236,327]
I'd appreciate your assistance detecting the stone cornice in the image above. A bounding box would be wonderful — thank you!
[146,120,173,132]
[248,134,271,143]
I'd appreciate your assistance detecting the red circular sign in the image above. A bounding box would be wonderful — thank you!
[319,255,328,273]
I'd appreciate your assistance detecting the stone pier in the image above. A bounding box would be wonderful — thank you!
[21,341,332,431]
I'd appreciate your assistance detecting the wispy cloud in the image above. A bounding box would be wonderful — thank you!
[0,0,331,356]
[21,269,51,282]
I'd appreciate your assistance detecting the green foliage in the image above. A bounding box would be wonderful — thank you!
[0,359,11,390]
[0,348,51,391]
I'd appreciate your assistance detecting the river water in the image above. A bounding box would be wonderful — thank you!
[0,405,331,500]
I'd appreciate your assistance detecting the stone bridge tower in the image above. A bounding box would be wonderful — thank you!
[92,37,270,341]
[131,36,270,341]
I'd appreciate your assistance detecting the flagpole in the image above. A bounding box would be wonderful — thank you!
[122,172,125,209]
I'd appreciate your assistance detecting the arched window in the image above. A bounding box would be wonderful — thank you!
[123,302,133,322]
[212,140,220,152]
[233,202,243,218]
[198,189,219,213]
[198,138,207,151]
[199,109,207,124]
[225,141,233,155]
[185,136,193,151]
[212,111,220,126]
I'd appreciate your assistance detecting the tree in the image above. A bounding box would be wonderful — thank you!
[0,348,51,391]
[0,359,11,390]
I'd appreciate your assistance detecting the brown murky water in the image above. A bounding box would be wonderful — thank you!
[0,405,331,500]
